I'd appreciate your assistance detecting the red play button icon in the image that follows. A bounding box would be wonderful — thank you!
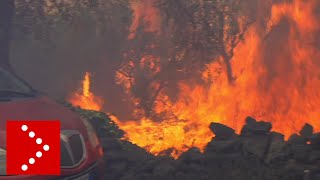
[6,120,60,175]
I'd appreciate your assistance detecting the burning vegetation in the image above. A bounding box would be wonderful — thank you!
[69,72,103,111]
[68,0,320,159]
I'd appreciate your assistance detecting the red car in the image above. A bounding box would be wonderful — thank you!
[0,67,104,179]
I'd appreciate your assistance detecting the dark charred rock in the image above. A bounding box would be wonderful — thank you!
[291,145,312,162]
[101,137,123,150]
[266,132,289,164]
[205,136,241,154]
[206,123,241,163]
[308,150,320,163]
[310,170,320,180]
[241,134,271,159]
[120,140,153,161]
[104,150,128,162]
[209,122,236,139]
[310,133,320,149]
[300,123,314,138]
[108,161,128,172]
[287,135,311,162]
[282,159,306,180]
[204,136,243,170]
[175,172,200,180]
[270,131,285,140]
[178,148,204,164]
[152,161,176,180]
[288,134,308,144]
[241,117,272,136]
[87,108,320,180]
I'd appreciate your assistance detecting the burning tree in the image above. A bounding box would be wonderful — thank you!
[156,0,254,83]
[116,0,254,120]
[111,0,320,159]
[116,26,171,120]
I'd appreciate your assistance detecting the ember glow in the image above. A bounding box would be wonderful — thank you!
[69,72,103,111]
[70,0,320,159]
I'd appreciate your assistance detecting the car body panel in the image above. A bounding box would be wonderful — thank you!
[0,96,88,147]
[0,96,104,179]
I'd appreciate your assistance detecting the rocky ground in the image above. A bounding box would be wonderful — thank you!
[65,104,320,180]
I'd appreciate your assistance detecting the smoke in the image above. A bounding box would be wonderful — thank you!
[10,0,320,126]
[128,0,161,39]
[10,1,132,118]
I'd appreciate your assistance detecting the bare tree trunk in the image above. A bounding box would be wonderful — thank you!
[0,0,15,70]
[221,47,234,83]
[216,9,235,84]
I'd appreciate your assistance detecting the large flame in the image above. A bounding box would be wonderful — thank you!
[69,0,320,159]
[69,72,103,111]
[114,0,320,158]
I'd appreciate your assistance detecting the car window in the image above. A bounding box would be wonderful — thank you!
[0,67,34,94]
